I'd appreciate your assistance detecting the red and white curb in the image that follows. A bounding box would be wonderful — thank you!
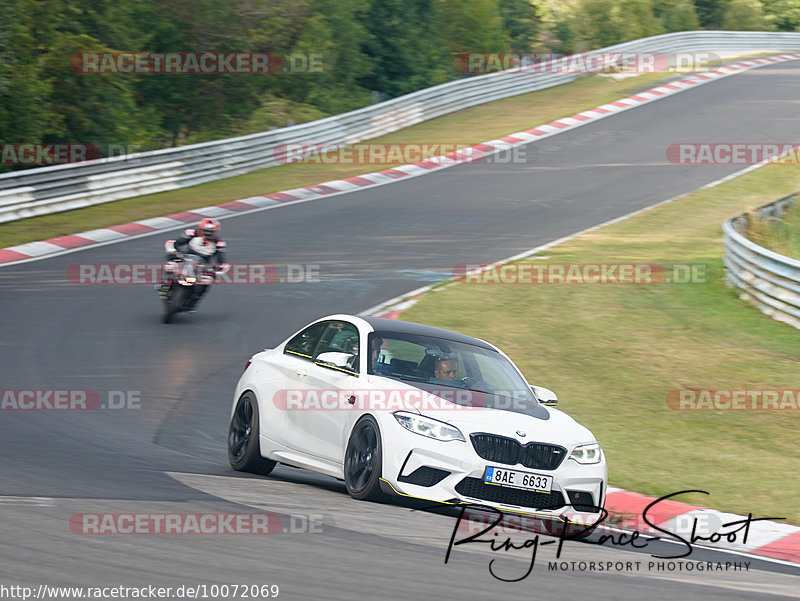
[3,54,800,268]
[604,487,800,564]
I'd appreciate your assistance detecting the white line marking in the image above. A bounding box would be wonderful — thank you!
[3,241,65,256]
[75,229,127,243]
[360,159,775,317]
[137,216,184,229]
[0,496,55,507]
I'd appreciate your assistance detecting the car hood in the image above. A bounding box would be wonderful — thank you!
[366,376,551,419]
[425,405,595,447]
[365,375,596,446]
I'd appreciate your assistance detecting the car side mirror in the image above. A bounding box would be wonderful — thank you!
[315,352,357,375]
[531,385,558,407]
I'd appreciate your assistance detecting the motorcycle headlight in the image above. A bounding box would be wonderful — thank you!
[569,443,602,464]
[393,411,465,442]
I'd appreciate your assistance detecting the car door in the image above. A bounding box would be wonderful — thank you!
[268,320,329,451]
[298,320,363,463]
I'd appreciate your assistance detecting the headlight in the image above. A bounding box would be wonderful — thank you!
[569,443,602,464]
[393,411,465,442]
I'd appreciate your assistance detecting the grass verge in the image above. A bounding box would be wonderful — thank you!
[1,71,673,248]
[401,161,800,524]
[745,201,800,260]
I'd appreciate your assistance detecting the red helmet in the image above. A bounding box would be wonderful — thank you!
[197,218,220,241]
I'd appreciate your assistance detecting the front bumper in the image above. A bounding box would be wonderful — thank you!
[381,424,607,521]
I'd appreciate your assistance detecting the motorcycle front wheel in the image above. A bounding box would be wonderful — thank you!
[162,285,189,324]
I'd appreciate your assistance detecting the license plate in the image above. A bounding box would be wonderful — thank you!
[484,466,552,492]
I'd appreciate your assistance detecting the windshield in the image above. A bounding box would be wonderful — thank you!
[367,331,538,407]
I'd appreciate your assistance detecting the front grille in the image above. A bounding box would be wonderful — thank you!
[471,434,566,470]
[472,434,519,464]
[398,466,450,487]
[455,477,566,510]
[520,443,567,470]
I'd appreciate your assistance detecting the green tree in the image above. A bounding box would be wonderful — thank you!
[1,0,156,164]
[654,0,700,31]
[280,0,374,116]
[694,0,725,27]
[538,0,580,53]
[358,0,449,98]
[439,0,510,53]
[762,0,800,30]
[0,0,61,154]
[7,0,784,163]
[573,0,662,49]
[39,33,155,151]
[498,0,539,52]
[574,0,625,49]
[117,0,287,144]
[722,0,773,29]
[619,0,663,39]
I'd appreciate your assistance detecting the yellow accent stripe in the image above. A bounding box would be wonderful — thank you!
[379,478,585,522]
[314,361,358,376]
[286,350,359,375]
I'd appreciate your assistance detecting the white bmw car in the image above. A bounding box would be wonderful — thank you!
[228,314,606,520]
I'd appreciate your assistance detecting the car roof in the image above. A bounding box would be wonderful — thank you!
[357,315,496,351]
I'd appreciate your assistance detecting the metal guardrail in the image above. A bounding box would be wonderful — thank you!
[4,31,800,223]
[723,193,800,330]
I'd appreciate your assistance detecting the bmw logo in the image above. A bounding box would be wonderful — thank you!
[516,430,526,437]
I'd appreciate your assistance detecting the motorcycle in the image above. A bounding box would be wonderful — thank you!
[157,241,226,323]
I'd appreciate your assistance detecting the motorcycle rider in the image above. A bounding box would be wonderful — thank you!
[161,218,228,311]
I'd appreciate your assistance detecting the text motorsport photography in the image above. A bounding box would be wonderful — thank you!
[443,491,783,582]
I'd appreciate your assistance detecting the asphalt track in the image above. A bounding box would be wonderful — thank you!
[2,60,800,600]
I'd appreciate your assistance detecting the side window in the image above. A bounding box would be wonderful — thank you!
[313,322,360,358]
[313,322,360,373]
[284,322,329,361]
[382,339,423,365]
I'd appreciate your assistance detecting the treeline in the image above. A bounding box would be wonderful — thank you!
[1,0,797,167]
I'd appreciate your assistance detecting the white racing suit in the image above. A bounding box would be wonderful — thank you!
[163,229,228,307]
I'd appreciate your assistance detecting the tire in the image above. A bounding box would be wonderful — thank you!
[162,285,187,324]
[344,415,386,501]
[227,393,276,476]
